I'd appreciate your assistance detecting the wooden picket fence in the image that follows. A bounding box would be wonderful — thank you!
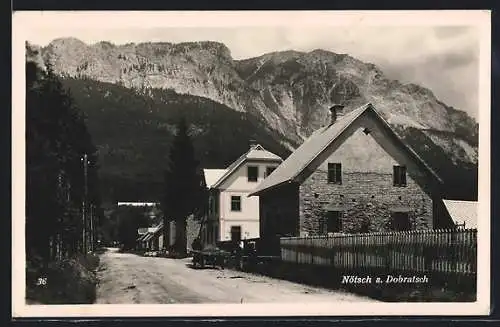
[280,229,477,276]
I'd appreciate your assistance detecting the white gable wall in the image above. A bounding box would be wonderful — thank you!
[218,160,281,241]
[317,127,399,173]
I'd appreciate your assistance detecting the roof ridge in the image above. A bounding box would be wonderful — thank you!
[250,102,445,196]
[252,144,265,150]
[212,144,281,189]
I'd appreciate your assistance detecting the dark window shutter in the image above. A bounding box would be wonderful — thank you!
[327,163,334,183]
[336,163,342,184]
[393,166,398,186]
[401,166,407,186]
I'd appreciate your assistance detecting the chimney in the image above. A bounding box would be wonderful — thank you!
[329,104,345,124]
[249,139,258,149]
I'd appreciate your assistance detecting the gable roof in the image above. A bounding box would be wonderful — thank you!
[152,222,163,233]
[137,233,149,242]
[142,233,154,242]
[443,200,477,229]
[250,103,442,196]
[137,223,164,242]
[208,144,283,189]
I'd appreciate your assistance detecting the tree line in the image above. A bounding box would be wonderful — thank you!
[60,76,293,203]
[26,49,102,266]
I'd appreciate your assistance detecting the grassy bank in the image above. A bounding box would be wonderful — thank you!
[26,252,101,304]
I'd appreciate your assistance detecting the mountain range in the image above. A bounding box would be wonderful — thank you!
[26,38,479,201]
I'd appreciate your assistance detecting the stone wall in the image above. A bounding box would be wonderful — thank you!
[299,170,433,235]
[164,215,201,251]
[297,127,434,235]
[186,215,201,251]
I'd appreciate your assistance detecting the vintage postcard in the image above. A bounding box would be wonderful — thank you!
[12,10,491,317]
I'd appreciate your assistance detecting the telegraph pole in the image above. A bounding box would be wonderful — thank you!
[90,204,94,252]
[82,153,89,253]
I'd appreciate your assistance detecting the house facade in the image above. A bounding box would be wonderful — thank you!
[250,103,454,240]
[137,223,164,251]
[201,143,283,246]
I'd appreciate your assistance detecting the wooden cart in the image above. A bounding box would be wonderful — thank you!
[191,248,231,269]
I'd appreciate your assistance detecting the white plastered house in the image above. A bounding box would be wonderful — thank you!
[200,142,283,245]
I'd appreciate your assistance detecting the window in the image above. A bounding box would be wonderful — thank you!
[231,226,242,242]
[231,196,241,211]
[265,166,276,177]
[247,166,258,182]
[328,163,342,184]
[393,165,407,187]
[391,212,411,231]
[322,211,342,234]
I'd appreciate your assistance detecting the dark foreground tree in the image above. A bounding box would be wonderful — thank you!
[26,45,101,265]
[161,117,206,256]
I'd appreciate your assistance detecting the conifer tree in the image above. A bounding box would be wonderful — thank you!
[161,117,206,256]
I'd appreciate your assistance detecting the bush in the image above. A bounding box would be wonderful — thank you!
[77,253,100,271]
[26,253,100,304]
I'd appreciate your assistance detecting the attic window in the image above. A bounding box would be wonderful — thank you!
[363,128,371,135]
[328,163,342,184]
[247,166,258,182]
[393,165,407,187]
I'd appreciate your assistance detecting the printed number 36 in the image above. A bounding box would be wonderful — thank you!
[36,277,47,286]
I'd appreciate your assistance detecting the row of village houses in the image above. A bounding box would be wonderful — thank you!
[133,103,477,252]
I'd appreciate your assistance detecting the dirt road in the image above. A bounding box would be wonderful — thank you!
[96,248,376,304]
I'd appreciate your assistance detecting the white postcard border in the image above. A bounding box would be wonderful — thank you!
[12,10,492,317]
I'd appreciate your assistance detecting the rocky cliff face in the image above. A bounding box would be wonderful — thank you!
[38,38,298,146]
[28,38,479,199]
[37,39,478,134]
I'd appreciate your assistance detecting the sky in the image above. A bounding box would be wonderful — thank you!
[20,13,482,119]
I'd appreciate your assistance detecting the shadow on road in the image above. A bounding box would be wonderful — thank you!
[185,263,224,271]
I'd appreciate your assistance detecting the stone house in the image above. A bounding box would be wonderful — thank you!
[200,142,283,247]
[249,103,454,241]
